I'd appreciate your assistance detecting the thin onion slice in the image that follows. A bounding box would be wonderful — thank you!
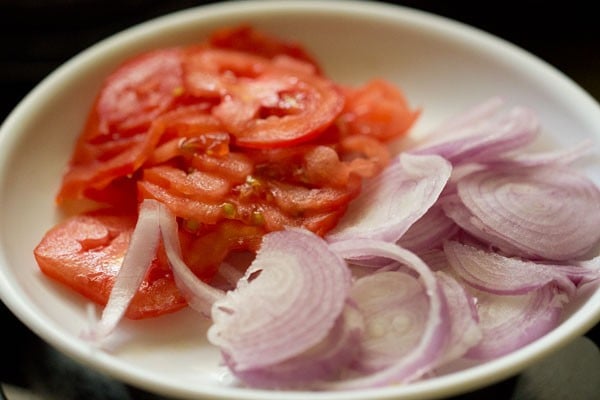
[323,239,449,389]
[158,203,225,317]
[444,241,577,296]
[411,98,539,165]
[397,205,459,253]
[455,166,600,260]
[326,153,451,243]
[465,286,568,360]
[229,305,364,389]
[348,270,431,372]
[208,228,351,371]
[483,139,595,168]
[81,199,161,343]
[434,270,482,368]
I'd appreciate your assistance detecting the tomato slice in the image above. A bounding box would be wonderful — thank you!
[33,211,187,319]
[137,180,224,224]
[213,70,344,149]
[181,220,264,278]
[338,79,419,141]
[57,49,200,204]
[143,165,231,202]
[56,115,165,204]
[96,48,186,138]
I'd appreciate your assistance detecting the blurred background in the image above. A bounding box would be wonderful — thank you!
[1,1,599,399]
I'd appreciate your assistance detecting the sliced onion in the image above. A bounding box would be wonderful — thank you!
[444,241,577,296]
[454,165,600,260]
[434,270,482,368]
[483,139,595,168]
[158,203,225,317]
[229,305,364,389]
[326,153,451,243]
[411,99,539,165]
[348,270,432,372]
[323,239,449,389]
[397,204,459,253]
[81,199,161,343]
[465,285,568,360]
[207,228,351,371]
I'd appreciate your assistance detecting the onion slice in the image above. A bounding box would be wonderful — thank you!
[82,199,161,343]
[465,286,568,360]
[483,139,595,168]
[444,241,577,296]
[434,270,482,367]
[229,305,364,389]
[411,98,539,165]
[158,203,225,317]
[397,204,459,253]
[208,228,351,371]
[326,153,451,243]
[323,239,449,389]
[454,165,600,260]
[348,270,432,372]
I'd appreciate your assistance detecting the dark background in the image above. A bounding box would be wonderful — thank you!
[1,1,599,399]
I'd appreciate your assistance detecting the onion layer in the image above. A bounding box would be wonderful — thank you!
[208,228,351,371]
[81,199,161,343]
[411,98,539,165]
[326,153,451,243]
[453,166,600,260]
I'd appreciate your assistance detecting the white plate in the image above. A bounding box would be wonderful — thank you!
[1,1,599,399]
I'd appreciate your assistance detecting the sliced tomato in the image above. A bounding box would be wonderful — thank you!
[56,116,165,204]
[338,79,419,141]
[137,180,223,224]
[96,48,186,138]
[58,104,224,205]
[44,26,419,322]
[213,71,344,149]
[33,211,187,319]
[56,50,197,204]
[190,152,254,184]
[181,220,264,278]
[143,165,231,201]
[256,202,350,235]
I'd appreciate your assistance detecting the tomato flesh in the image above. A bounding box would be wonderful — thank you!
[33,211,187,319]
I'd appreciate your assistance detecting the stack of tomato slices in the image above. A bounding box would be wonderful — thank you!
[34,26,418,319]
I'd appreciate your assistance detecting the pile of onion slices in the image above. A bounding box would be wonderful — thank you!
[83,97,600,390]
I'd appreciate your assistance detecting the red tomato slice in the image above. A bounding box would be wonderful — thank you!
[181,220,264,278]
[213,70,344,149]
[33,211,187,319]
[56,49,193,204]
[96,48,186,138]
[338,79,419,141]
[56,116,165,204]
[143,165,231,201]
[137,180,223,224]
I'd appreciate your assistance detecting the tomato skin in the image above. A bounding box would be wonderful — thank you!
[33,211,187,319]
